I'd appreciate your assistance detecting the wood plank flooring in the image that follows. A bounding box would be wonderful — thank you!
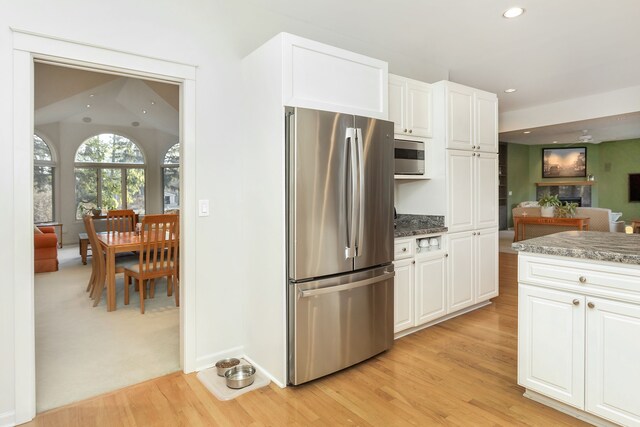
[25,253,587,426]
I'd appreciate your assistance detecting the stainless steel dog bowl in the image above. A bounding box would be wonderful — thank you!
[224,365,256,389]
[215,358,240,377]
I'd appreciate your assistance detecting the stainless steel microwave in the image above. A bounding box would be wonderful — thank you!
[394,139,425,175]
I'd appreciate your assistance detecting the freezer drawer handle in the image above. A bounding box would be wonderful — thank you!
[299,271,395,298]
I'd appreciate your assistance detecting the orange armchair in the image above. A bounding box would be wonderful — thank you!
[35,226,58,273]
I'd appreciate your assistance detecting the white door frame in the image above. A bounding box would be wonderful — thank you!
[11,29,198,424]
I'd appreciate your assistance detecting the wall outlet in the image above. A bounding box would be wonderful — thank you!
[508,191,513,196]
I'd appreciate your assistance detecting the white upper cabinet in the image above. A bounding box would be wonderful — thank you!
[447,84,474,150]
[475,91,499,153]
[279,33,388,119]
[388,74,432,138]
[435,81,498,153]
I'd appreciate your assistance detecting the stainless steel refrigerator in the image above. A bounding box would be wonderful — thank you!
[286,106,395,385]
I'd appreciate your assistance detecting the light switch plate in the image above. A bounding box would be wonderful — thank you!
[199,199,210,217]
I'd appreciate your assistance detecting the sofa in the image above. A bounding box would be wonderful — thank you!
[512,206,625,240]
[35,226,58,273]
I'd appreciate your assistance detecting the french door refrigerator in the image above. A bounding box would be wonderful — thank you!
[286,106,395,385]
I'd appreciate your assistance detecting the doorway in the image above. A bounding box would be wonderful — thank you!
[12,30,197,423]
[33,63,182,411]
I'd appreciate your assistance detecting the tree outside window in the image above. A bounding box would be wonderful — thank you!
[34,135,55,223]
[162,143,180,212]
[75,133,146,219]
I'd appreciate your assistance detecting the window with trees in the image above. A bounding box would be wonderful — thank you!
[162,143,180,212]
[75,133,146,219]
[34,134,55,223]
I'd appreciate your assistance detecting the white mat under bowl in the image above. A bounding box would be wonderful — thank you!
[196,359,270,401]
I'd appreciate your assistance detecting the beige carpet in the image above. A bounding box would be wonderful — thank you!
[35,245,180,412]
[499,229,516,254]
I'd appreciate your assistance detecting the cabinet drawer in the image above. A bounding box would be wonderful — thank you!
[394,240,414,260]
[519,254,640,301]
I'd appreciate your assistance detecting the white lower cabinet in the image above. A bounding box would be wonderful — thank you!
[415,253,447,325]
[586,298,640,426]
[448,228,498,312]
[518,253,640,426]
[393,258,414,333]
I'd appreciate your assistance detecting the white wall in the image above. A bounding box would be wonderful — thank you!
[36,122,177,244]
[1,1,449,424]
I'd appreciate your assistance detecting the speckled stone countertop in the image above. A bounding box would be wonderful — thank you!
[394,214,447,238]
[512,231,640,265]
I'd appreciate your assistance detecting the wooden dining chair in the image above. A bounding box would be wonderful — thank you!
[106,209,136,233]
[83,215,106,305]
[123,214,179,313]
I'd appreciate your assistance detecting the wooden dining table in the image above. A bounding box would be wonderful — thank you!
[96,230,175,312]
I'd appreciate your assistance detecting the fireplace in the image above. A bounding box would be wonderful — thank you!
[559,197,582,206]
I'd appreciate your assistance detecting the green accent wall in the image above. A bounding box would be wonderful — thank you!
[506,139,640,226]
[506,142,529,227]
[599,138,640,220]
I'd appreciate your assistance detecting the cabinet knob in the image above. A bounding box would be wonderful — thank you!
[477,153,481,157]
[404,128,408,133]
[409,129,413,133]
[402,247,407,252]
[579,276,587,284]
[412,261,415,264]
[573,299,580,306]
[477,146,480,150]
[472,232,476,235]
[445,253,449,257]
[477,231,481,235]
[588,302,595,309]
[472,145,476,149]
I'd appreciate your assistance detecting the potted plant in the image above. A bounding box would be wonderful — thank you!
[538,194,560,217]
[555,201,578,218]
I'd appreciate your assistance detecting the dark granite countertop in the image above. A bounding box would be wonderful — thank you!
[394,214,447,238]
[512,231,640,265]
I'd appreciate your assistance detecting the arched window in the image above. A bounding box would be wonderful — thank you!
[162,143,180,212]
[74,133,146,219]
[34,134,55,223]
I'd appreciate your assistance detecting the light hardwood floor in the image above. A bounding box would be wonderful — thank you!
[25,253,586,426]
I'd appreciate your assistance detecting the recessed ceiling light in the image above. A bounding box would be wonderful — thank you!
[523,131,531,134]
[82,117,92,123]
[553,141,558,144]
[86,104,91,108]
[89,94,94,98]
[150,101,155,105]
[142,109,147,114]
[131,121,140,127]
[503,7,525,18]
[504,88,517,93]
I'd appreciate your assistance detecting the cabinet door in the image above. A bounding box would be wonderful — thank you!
[586,298,640,425]
[407,82,432,138]
[475,228,498,301]
[446,85,474,150]
[447,150,474,233]
[393,258,414,333]
[518,285,585,408]
[475,92,498,153]
[415,254,447,325]
[447,231,475,312]
[388,75,406,135]
[474,153,498,230]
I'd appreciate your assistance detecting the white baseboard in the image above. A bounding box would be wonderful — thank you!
[523,389,618,427]
[0,410,16,427]
[194,346,244,372]
[242,355,285,388]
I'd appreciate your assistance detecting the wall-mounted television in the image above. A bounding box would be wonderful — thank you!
[630,173,640,202]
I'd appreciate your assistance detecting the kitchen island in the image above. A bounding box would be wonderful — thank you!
[513,231,640,427]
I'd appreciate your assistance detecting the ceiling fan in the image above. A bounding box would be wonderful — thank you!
[578,129,593,143]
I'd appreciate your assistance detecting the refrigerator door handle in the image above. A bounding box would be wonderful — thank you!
[345,127,358,259]
[355,128,365,257]
[298,271,395,298]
